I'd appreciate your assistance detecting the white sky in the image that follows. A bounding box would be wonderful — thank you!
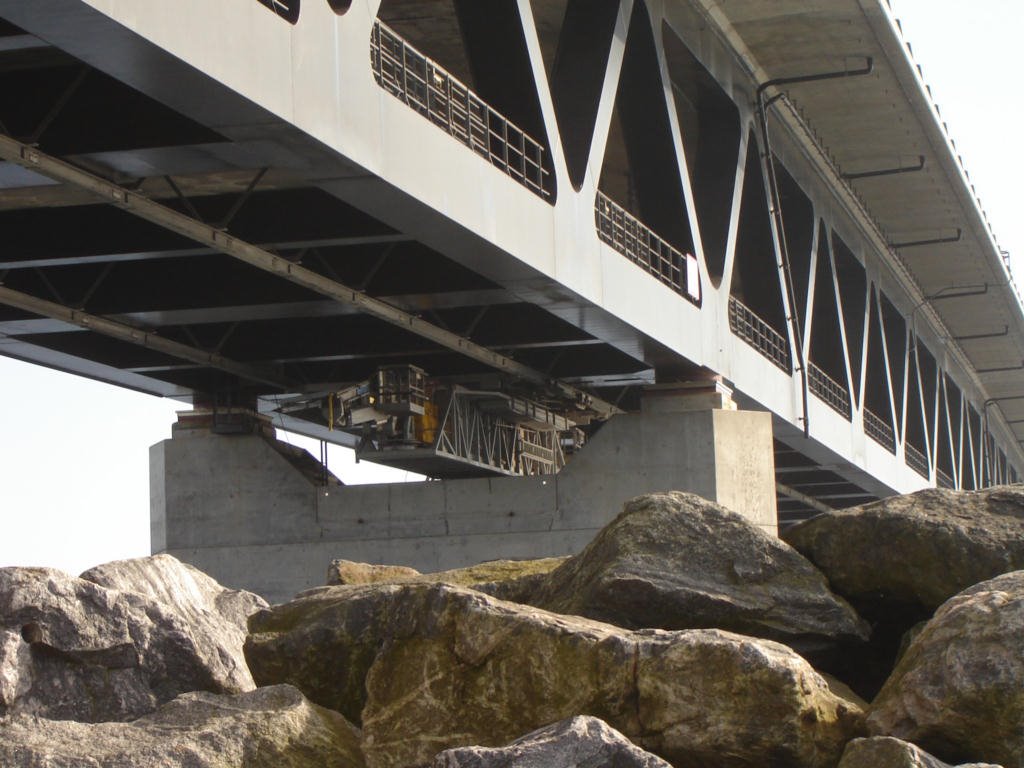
[1,1,1021,573]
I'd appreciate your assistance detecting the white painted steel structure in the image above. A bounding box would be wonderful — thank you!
[1,0,1022,518]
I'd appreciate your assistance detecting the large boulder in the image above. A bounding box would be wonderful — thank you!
[838,737,1003,768]
[246,583,401,726]
[784,487,1024,698]
[867,571,1024,767]
[783,487,1024,610]
[432,715,671,767]
[327,561,422,586]
[529,492,868,650]
[0,684,365,767]
[0,566,255,722]
[248,582,863,768]
[81,554,266,690]
[326,557,567,604]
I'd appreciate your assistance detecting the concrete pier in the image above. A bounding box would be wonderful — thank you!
[152,394,775,603]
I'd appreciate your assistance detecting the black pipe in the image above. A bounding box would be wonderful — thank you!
[843,155,925,181]
[755,58,872,440]
[953,325,1008,341]
[754,105,808,437]
[977,362,1024,374]
[890,228,962,249]
[757,58,874,96]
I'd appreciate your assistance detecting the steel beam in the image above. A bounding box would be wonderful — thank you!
[842,155,925,181]
[0,234,413,271]
[0,285,290,389]
[101,290,518,329]
[890,229,962,249]
[0,134,619,417]
[775,481,835,515]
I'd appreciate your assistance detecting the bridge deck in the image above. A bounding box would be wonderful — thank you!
[0,0,1021,521]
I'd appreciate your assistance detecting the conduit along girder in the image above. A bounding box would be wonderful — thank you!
[0,284,291,390]
[0,134,621,427]
[272,364,587,478]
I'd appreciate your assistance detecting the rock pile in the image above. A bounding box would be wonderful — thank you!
[247,581,862,767]
[783,486,1024,611]
[529,492,869,651]
[785,485,1024,699]
[1,486,1022,767]
[867,571,1024,767]
[326,556,567,604]
[0,558,261,723]
[0,685,364,767]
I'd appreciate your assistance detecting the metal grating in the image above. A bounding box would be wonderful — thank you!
[808,362,851,419]
[905,442,929,478]
[371,21,551,200]
[595,191,701,305]
[728,297,791,372]
[864,408,896,454]
[936,468,955,490]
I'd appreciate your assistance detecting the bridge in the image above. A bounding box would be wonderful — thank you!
[1,0,1022,600]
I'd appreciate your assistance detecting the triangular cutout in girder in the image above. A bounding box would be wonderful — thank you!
[916,337,939,464]
[808,222,850,416]
[905,337,930,474]
[774,159,814,327]
[832,232,867,406]
[879,291,907,436]
[865,287,896,450]
[598,1,694,256]
[663,22,741,285]
[531,0,619,190]
[936,375,956,485]
[730,130,787,341]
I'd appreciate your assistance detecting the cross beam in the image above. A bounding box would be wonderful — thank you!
[0,285,289,389]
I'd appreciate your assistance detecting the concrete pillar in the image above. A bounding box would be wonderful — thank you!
[152,392,775,603]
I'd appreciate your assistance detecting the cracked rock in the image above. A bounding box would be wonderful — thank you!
[0,684,365,767]
[0,563,259,722]
[868,571,1024,767]
[247,582,863,768]
[528,492,869,652]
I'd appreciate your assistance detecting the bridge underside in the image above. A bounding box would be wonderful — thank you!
[1,0,1023,534]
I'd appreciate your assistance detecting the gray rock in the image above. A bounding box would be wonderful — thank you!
[529,491,868,649]
[0,566,253,722]
[868,571,1024,767]
[783,486,1024,610]
[327,560,422,586]
[431,715,671,767]
[80,554,266,691]
[784,486,1024,699]
[422,558,570,604]
[326,557,567,605]
[0,628,30,708]
[247,583,401,726]
[0,684,365,767]
[248,582,863,768]
[838,737,1003,768]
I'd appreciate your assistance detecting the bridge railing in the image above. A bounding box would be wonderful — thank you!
[370,21,551,199]
[905,442,929,478]
[595,191,701,305]
[807,362,851,419]
[728,297,791,372]
[864,408,896,454]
